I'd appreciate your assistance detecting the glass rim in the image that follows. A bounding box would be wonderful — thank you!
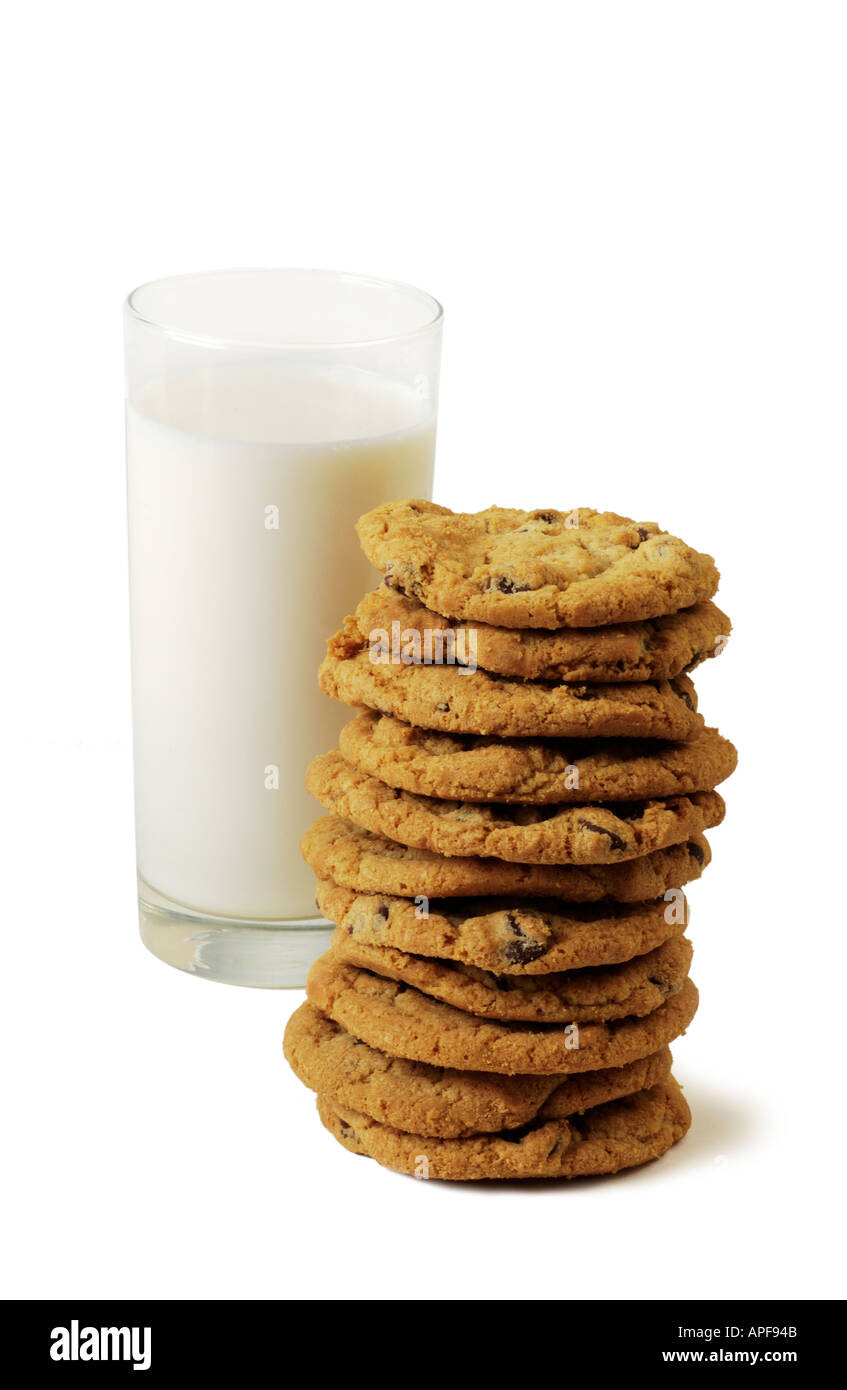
[125,267,444,351]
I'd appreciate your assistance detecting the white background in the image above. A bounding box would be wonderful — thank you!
[2,0,845,1302]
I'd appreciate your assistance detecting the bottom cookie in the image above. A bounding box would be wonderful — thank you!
[317,1078,691,1181]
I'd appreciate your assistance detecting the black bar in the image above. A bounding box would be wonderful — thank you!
[0,1300,839,1376]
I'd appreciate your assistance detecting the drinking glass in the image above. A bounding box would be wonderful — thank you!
[125,269,443,986]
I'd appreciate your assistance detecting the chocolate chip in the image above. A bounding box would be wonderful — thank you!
[486,574,532,594]
[375,903,389,921]
[637,526,650,542]
[501,912,546,965]
[577,818,628,852]
[530,510,560,524]
[383,560,424,597]
[673,682,694,709]
[683,650,703,673]
[503,938,546,965]
[339,1120,354,1138]
[687,839,705,865]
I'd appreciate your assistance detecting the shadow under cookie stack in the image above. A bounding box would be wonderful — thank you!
[284,503,736,1182]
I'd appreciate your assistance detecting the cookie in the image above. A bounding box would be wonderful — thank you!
[356,500,719,628]
[316,880,686,973]
[320,616,704,739]
[317,1078,691,1179]
[306,956,699,1074]
[355,587,731,682]
[302,815,712,900]
[329,931,693,1023]
[538,1051,673,1122]
[339,710,737,805]
[284,1002,672,1137]
[306,751,725,865]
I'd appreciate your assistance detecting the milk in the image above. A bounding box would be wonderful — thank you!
[126,366,435,920]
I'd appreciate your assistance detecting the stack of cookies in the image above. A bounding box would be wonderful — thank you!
[284,503,736,1181]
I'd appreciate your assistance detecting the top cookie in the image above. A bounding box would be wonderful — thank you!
[357,501,719,629]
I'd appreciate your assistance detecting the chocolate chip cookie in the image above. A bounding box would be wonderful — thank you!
[302,815,712,900]
[321,616,703,740]
[329,930,693,1023]
[284,1002,672,1138]
[287,497,734,1181]
[306,956,699,1074]
[339,710,737,804]
[306,750,725,865]
[317,1077,691,1179]
[316,880,686,973]
[355,587,731,682]
[356,500,719,628]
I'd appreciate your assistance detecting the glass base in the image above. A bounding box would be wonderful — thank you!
[138,880,332,988]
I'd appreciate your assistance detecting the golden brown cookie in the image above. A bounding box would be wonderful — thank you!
[306,750,725,865]
[356,500,719,628]
[306,955,699,1075]
[329,930,693,1023]
[284,1002,672,1138]
[302,815,712,901]
[355,587,731,682]
[320,615,704,739]
[538,1051,673,1122]
[317,1077,691,1179]
[316,880,686,973]
[339,710,737,805]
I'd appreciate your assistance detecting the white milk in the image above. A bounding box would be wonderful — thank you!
[127,366,435,920]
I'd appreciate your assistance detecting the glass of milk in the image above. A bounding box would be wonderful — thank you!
[124,269,442,987]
